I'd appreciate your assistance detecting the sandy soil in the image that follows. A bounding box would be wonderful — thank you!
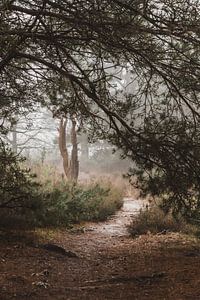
[1,198,200,300]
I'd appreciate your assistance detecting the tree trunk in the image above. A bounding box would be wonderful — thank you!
[58,118,70,178]
[58,117,79,182]
[81,133,89,161]
[69,116,79,182]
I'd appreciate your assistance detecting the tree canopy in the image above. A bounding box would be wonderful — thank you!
[1,0,200,220]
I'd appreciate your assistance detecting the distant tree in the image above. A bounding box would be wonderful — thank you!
[1,110,58,158]
[58,116,79,182]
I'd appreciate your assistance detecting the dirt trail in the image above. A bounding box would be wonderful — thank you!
[1,199,200,300]
[86,198,144,236]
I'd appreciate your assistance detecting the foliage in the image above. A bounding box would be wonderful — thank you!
[35,181,123,227]
[0,141,40,211]
[0,157,123,228]
[128,204,197,237]
[125,117,200,222]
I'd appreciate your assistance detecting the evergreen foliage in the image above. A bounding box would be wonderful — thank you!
[0,141,40,210]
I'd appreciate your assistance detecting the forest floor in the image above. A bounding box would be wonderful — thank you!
[1,198,200,300]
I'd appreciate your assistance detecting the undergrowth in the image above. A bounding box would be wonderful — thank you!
[128,204,198,238]
[0,163,123,229]
[35,180,123,227]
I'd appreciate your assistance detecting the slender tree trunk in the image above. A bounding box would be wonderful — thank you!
[70,116,79,182]
[58,118,70,178]
[58,116,79,182]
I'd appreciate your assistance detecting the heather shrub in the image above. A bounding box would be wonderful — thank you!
[128,204,196,237]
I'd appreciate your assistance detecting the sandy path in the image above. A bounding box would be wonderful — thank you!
[85,198,144,236]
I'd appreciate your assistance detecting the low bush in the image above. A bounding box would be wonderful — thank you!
[0,155,123,228]
[35,181,123,227]
[0,179,123,229]
[128,204,196,237]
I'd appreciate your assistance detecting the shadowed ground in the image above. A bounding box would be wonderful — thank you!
[1,198,200,300]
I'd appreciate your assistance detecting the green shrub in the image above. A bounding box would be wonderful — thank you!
[0,142,43,228]
[0,152,123,229]
[128,204,195,237]
[33,181,123,227]
[0,142,40,212]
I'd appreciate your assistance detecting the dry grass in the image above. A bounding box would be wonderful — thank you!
[30,163,63,185]
[128,204,198,237]
[79,172,139,198]
[31,163,138,199]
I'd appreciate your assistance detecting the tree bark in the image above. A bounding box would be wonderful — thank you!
[69,116,79,182]
[58,117,79,182]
